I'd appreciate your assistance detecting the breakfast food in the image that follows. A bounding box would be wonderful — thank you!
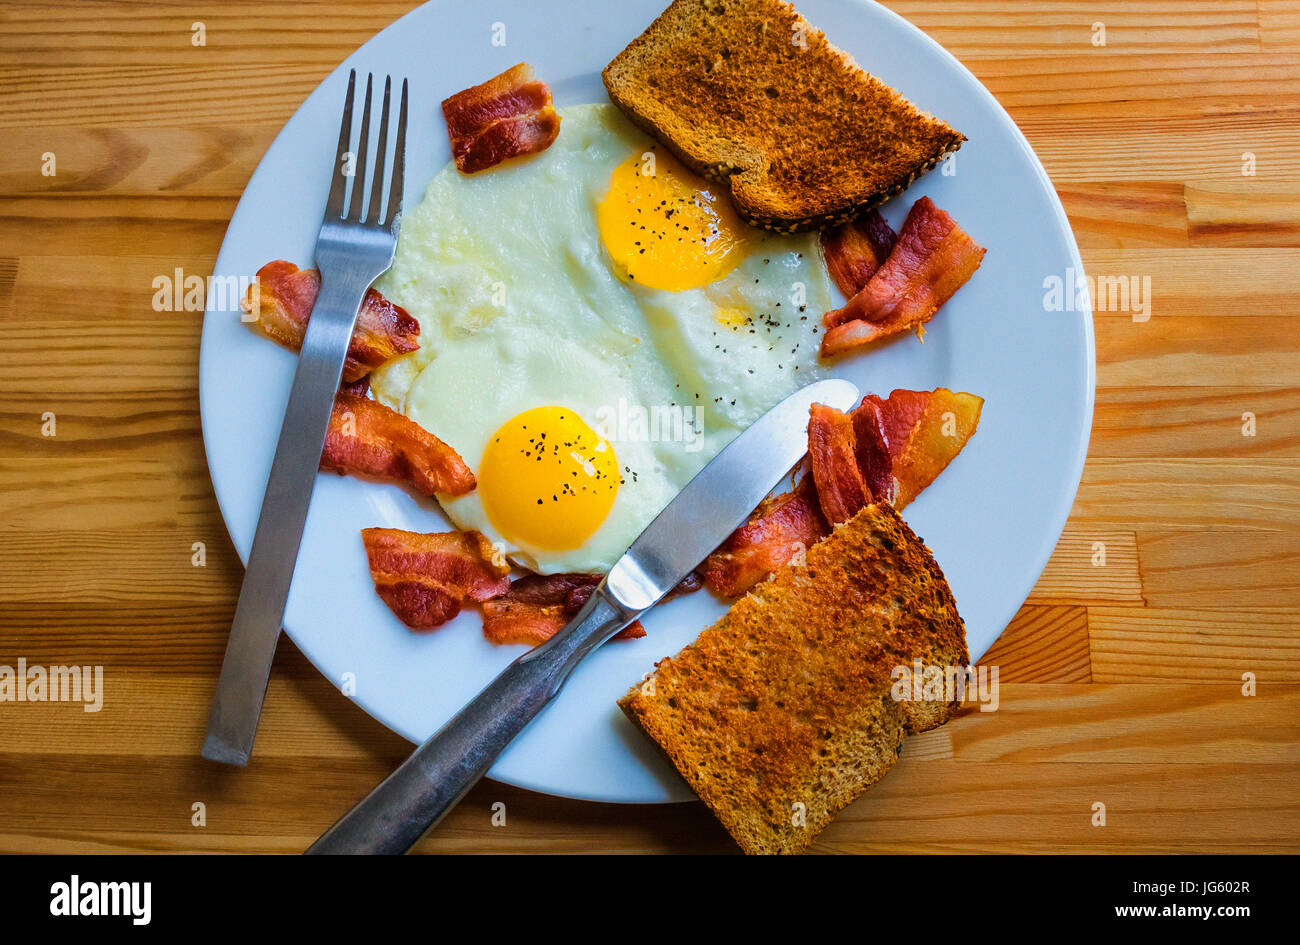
[368,102,836,576]
[442,63,562,174]
[700,388,983,596]
[243,260,420,382]
[871,387,983,508]
[241,11,989,654]
[807,402,872,525]
[808,399,899,524]
[482,573,645,645]
[820,210,897,298]
[602,0,964,232]
[360,528,510,629]
[322,392,476,497]
[849,395,898,505]
[619,501,969,854]
[696,476,825,598]
[822,197,986,356]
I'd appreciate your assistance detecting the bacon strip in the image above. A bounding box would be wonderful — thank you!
[868,388,984,509]
[702,388,983,597]
[808,403,871,526]
[340,375,370,398]
[851,396,898,507]
[323,392,476,497]
[820,209,897,298]
[362,528,510,630]
[482,573,645,646]
[666,572,705,600]
[442,63,561,174]
[243,260,420,382]
[821,197,985,358]
[699,477,829,598]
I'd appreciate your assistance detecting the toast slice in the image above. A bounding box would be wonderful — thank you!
[602,0,965,233]
[618,502,969,854]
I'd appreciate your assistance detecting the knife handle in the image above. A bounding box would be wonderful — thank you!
[202,274,369,766]
[305,586,636,854]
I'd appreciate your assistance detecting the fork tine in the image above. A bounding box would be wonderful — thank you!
[386,78,408,230]
[346,73,374,222]
[365,76,392,226]
[325,69,357,220]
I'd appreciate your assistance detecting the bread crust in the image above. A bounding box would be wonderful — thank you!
[602,0,965,233]
[619,502,969,854]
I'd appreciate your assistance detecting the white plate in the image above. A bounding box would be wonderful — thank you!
[199,0,1094,803]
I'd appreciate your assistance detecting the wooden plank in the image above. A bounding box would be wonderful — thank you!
[1026,529,1144,605]
[1059,182,1191,248]
[1,684,1294,853]
[0,456,199,529]
[1026,116,1300,183]
[0,255,216,395]
[0,126,277,197]
[1184,182,1300,245]
[0,197,233,255]
[1259,0,1300,50]
[943,683,1300,764]
[1082,248,1298,318]
[816,761,1300,853]
[866,2,1264,60]
[970,53,1300,119]
[1089,607,1300,682]
[981,606,1093,681]
[1095,315,1300,388]
[1089,386,1300,458]
[1136,526,1300,610]
[0,534,239,606]
[1071,459,1300,530]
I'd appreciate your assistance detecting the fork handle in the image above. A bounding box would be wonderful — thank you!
[202,275,369,766]
[306,587,636,854]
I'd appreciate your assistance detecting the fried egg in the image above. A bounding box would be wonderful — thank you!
[370,103,834,574]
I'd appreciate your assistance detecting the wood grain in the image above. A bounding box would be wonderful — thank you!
[0,0,1296,854]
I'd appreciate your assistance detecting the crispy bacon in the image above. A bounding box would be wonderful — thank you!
[340,375,370,398]
[699,477,828,598]
[808,403,871,526]
[666,572,705,600]
[868,388,984,509]
[851,396,898,507]
[820,209,897,298]
[442,63,561,174]
[243,260,420,382]
[362,528,510,630]
[323,392,476,497]
[822,197,985,357]
[481,573,645,646]
[701,389,983,597]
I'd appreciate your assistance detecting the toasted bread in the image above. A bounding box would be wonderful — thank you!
[619,502,969,854]
[602,0,965,233]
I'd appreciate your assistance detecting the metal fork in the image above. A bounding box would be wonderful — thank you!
[202,70,408,766]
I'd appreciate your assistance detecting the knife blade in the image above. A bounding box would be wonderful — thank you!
[306,377,859,854]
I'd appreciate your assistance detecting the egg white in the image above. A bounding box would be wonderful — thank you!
[371,103,834,574]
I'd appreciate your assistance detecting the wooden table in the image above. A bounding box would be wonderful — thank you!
[1,0,1296,854]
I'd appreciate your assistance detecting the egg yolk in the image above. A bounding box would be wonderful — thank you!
[715,305,752,330]
[479,406,620,551]
[598,148,748,291]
